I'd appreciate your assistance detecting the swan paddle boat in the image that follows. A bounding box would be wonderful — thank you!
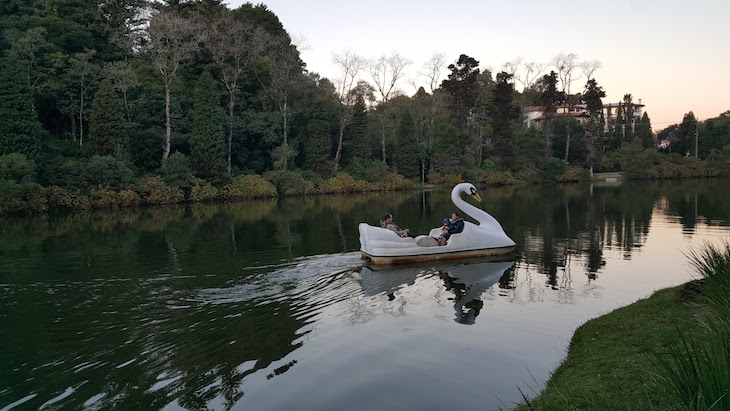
[358,182,516,265]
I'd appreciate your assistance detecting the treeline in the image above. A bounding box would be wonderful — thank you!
[1,0,729,214]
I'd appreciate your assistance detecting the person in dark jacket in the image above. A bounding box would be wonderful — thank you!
[438,212,465,245]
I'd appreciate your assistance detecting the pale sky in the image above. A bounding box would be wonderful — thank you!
[227,0,730,129]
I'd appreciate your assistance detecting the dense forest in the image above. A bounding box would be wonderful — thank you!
[1,0,729,214]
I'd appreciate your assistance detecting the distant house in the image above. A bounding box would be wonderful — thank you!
[523,104,590,128]
[523,99,645,134]
[602,99,644,133]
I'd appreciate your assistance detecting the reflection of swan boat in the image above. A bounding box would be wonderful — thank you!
[358,183,516,265]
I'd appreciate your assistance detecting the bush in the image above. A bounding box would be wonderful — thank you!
[556,166,590,182]
[139,175,184,204]
[362,160,390,183]
[222,174,277,200]
[0,153,36,183]
[0,180,46,214]
[160,152,195,190]
[44,185,90,209]
[190,178,219,202]
[428,172,463,186]
[86,155,136,188]
[320,173,369,194]
[476,170,520,186]
[264,170,308,196]
[378,173,415,191]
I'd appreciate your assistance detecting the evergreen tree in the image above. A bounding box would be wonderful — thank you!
[676,111,698,156]
[89,79,128,158]
[582,79,606,171]
[538,71,563,157]
[636,112,653,149]
[394,109,419,179]
[0,59,41,159]
[440,54,480,132]
[190,72,226,183]
[346,93,370,163]
[487,72,520,170]
[430,116,461,174]
[303,119,332,177]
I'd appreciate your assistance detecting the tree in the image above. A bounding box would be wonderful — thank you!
[368,52,410,162]
[636,112,654,149]
[622,94,635,143]
[146,9,199,163]
[332,50,364,171]
[89,79,128,159]
[207,12,270,175]
[104,60,139,126]
[394,109,419,179]
[0,59,41,159]
[487,72,520,169]
[430,116,461,174]
[551,52,579,95]
[346,91,370,163]
[538,71,563,157]
[676,111,698,156]
[582,78,606,173]
[440,54,480,132]
[190,72,226,183]
[69,49,99,147]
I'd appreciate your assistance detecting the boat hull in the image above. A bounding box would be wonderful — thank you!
[361,245,514,265]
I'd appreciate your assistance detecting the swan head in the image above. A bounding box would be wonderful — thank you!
[454,182,482,203]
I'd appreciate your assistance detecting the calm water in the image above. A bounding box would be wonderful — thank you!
[1,179,729,411]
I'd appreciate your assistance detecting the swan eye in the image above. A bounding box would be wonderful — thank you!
[470,187,477,195]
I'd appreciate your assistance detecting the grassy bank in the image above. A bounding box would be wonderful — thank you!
[516,242,730,411]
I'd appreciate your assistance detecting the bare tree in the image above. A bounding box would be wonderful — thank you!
[69,49,99,147]
[146,9,199,163]
[368,51,411,162]
[332,49,364,171]
[551,52,579,94]
[105,60,139,126]
[515,61,544,89]
[580,59,602,81]
[207,14,270,174]
[422,52,446,94]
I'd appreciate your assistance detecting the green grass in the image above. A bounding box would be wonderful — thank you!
[516,242,730,411]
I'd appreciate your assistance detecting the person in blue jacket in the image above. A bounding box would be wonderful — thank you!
[438,212,464,246]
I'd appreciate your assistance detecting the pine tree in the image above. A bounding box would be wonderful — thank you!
[394,109,419,179]
[346,93,369,163]
[582,79,606,171]
[636,112,654,149]
[0,59,41,159]
[89,79,128,158]
[190,72,226,183]
[488,72,520,170]
[303,119,332,176]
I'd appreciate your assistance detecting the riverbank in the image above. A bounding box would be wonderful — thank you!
[516,243,730,411]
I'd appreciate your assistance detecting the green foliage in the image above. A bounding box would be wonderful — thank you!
[223,174,278,200]
[302,119,333,177]
[361,159,390,183]
[89,185,141,208]
[0,153,36,182]
[319,173,368,194]
[160,152,195,190]
[0,180,45,214]
[428,172,463,187]
[431,116,461,174]
[89,79,128,158]
[138,175,184,204]
[0,59,41,159]
[190,178,219,202]
[488,71,519,169]
[264,169,315,196]
[473,170,519,186]
[85,155,135,188]
[556,166,590,182]
[190,72,226,182]
[393,109,419,179]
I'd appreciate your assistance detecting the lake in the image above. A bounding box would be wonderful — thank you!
[1,179,729,411]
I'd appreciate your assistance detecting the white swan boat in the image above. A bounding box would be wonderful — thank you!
[358,182,516,265]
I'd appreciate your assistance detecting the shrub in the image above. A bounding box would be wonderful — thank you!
[86,155,136,188]
[476,170,520,186]
[362,160,390,183]
[481,158,498,171]
[139,175,184,204]
[190,178,219,202]
[0,153,36,183]
[556,166,590,182]
[223,174,277,200]
[320,173,369,194]
[0,180,45,213]
[428,172,463,187]
[378,173,415,191]
[160,152,195,190]
[44,185,90,209]
[514,167,542,183]
[264,170,308,196]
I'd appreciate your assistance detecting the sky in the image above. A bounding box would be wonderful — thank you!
[226,0,730,129]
